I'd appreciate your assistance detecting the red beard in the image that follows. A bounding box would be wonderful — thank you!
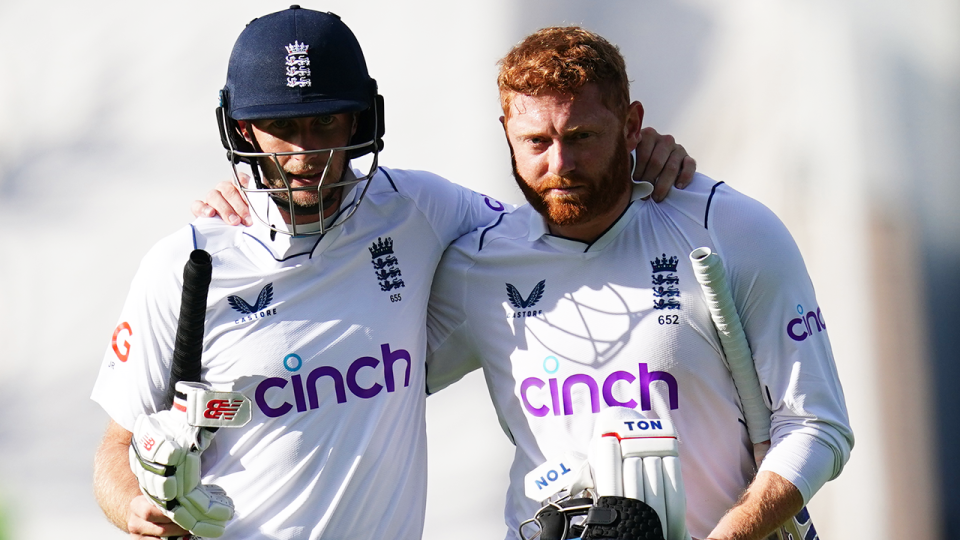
[511,137,632,230]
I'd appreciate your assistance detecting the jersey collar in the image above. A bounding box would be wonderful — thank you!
[527,181,654,251]
[243,170,365,262]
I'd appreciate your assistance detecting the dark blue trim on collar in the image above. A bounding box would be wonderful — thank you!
[704,181,725,229]
[380,167,399,192]
[242,231,322,261]
[478,212,507,251]
[190,224,199,249]
[545,199,636,253]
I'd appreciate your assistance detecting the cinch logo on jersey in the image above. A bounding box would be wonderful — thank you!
[254,343,412,418]
[520,357,679,417]
[370,237,405,293]
[229,283,277,324]
[506,280,545,318]
[650,254,681,310]
[786,304,826,342]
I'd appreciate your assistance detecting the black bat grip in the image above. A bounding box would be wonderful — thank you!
[164,249,213,408]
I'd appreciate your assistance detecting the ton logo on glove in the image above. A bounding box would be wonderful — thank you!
[521,408,691,540]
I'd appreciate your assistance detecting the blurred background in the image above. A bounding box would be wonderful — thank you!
[1,0,957,538]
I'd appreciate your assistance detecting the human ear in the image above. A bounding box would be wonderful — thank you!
[237,120,253,142]
[624,101,644,147]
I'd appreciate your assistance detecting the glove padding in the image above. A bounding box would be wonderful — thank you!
[582,496,665,540]
[166,483,235,538]
[521,409,690,540]
[129,409,233,537]
[587,408,691,540]
[520,496,665,540]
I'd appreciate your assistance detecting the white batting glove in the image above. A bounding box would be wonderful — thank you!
[129,409,214,502]
[587,409,691,540]
[129,385,243,538]
[167,483,235,538]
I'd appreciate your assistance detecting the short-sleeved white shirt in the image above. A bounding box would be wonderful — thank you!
[92,167,506,540]
[426,174,854,539]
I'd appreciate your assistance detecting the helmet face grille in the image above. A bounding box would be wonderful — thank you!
[218,100,381,237]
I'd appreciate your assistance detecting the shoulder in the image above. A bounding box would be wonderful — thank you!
[447,203,534,256]
[367,167,462,199]
[661,173,790,240]
[654,172,738,230]
[703,181,800,259]
[135,219,241,284]
[186,217,245,257]
[371,166,508,211]
[366,166,510,245]
[139,223,201,270]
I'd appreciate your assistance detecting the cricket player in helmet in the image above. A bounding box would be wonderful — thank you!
[216,5,385,236]
[92,7,698,539]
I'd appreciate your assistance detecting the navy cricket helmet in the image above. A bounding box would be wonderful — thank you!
[216,6,385,236]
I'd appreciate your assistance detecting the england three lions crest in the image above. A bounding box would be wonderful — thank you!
[285,41,311,88]
[370,237,405,295]
[651,254,681,310]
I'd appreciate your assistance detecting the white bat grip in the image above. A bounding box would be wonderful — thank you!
[690,247,771,445]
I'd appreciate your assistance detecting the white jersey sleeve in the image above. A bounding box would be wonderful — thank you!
[91,224,197,430]
[425,213,506,395]
[703,182,855,501]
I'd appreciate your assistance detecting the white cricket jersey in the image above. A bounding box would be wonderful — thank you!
[92,167,506,540]
[426,174,854,539]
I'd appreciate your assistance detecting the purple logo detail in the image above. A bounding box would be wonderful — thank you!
[520,363,679,417]
[255,343,412,418]
[484,196,505,212]
[787,304,827,342]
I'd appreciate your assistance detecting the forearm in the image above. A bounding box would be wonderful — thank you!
[706,471,803,540]
[93,420,140,532]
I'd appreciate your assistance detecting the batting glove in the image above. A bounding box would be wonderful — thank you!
[129,408,234,537]
[588,408,691,540]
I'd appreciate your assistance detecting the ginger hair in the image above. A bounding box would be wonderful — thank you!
[497,26,630,118]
